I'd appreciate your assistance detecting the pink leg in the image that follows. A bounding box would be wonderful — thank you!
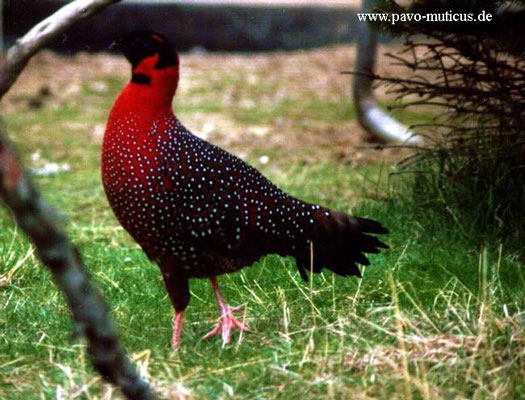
[171,311,184,350]
[202,277,250,345]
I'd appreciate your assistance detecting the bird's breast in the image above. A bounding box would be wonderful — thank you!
[101,114,182,245]
[102,114,179,190]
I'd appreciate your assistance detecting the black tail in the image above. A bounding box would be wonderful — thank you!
[293,208,388,281]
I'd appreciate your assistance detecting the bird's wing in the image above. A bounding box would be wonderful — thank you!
[160,121,388,278]
[158,122,293,257]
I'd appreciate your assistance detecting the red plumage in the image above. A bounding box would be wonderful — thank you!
[102,31,388,348]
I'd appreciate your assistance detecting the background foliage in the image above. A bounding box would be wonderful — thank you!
[372,0,525,246]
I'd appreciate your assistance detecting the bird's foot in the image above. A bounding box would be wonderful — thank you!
[202,304,250,345]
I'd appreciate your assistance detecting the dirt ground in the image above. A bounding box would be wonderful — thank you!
[2,45,417,166]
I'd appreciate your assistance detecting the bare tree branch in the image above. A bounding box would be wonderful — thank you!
[353,0,420,144]
[0,128,155,399]
[1,0,156,398]
[0,0,121,99]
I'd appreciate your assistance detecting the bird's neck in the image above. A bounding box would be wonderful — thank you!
[112,58,179,121]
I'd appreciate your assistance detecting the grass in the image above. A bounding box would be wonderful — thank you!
[1,49,524,399]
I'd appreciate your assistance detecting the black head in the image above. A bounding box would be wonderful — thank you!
[114,30,179,69]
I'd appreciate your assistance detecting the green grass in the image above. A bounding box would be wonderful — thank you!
[1,55,524,399]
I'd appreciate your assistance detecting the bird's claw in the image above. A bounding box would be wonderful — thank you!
[202,304,250,345]
[229,304,245,313]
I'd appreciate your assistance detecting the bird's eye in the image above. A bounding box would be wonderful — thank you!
[151,34,164,43]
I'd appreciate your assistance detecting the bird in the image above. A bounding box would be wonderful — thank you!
[102,30,389,349]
